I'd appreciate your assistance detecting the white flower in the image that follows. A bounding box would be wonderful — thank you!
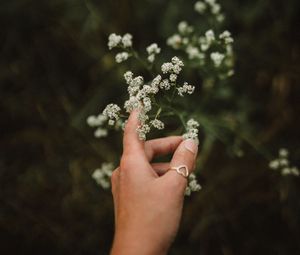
[178,21,194,34]
[205,29,215,44]
[108,33,122,50]
[186,46,204,60]
[211,3,221,14]
[92,162,114,189]
[124,71,134,84]
[167,34,182,49]
[151,119,165,130]
[146,43,161,55]
[183,119,200,140]
[279,148,289,158]
[269,148,299,177]
[115,52,129,63]
[122,33,133,48]
[148,54,155,63]
[269,160,280,170]
[216,14,225,23]
[94,128,108,138]
[103,104,121,120]
[219,30,234,44]
[210,52,225,67]
[159,79,171,90]
[136,124,151,140]
[177,82,195,96]
[194,1,207,14]
[169,74,177,82]
[124,96,141,112]
[161,62,174,74]
[185,173,201,196]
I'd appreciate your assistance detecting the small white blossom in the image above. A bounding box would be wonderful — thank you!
[161,62,174,74]
[269,148,299,177]
[160,79,171,90]
[210,52,225,67]
[94,128,108,138]
[177,82,195,96]
[146,43,161,63]
[279,148,289,158]
[115,52,130,63]
[108,33,122,50]
[269,160,280,170]
[169,74,177,82]
[194,1,207,14]
[146,43,161,55]
[124,71,134,84]
[122,33,133,48]
[136,124,151,140]
[92,162,114,189]
[103,104,121,121]
[87,114,108,127]
[186,46,204,60]
[150,119,165,130]
[185,173,202,196]
[216,14,225,23]
[219,30,234,44]
[167,34,182,49]
[183,118,200,140]
[205,29,215,44]
[211,3,221,14]
[178,21,194,34]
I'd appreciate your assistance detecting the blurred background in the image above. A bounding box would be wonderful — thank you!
[0,0,300,254]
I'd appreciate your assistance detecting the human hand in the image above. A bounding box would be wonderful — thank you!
[110,110,199,255]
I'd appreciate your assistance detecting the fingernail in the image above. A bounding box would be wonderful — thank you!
[184,139,198,154]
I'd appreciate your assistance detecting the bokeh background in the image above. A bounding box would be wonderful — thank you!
[1,0,300,254]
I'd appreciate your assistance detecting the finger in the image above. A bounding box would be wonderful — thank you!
[145,136,183,161]
[122,110,146,158]
[161,139,199,191]
[151,162,170,176]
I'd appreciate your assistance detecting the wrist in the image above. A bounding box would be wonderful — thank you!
[111,228,168,255]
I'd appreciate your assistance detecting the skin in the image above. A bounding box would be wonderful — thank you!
[110,110,199,255]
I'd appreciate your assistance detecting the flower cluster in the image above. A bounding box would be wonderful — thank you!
[183,119,200,140]
[87,114,108,138]
[93,51,195,140]
[146,43,161,63]
[92,162,114,189]
[108,33,133,63]
[269,148,299,177]
[185,173,202,196]
[194,0,224,22]
[167,2,234,80]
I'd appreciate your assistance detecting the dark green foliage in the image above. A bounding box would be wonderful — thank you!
[0,0,299,254]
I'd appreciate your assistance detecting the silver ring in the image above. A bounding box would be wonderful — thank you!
[169,165,189,178]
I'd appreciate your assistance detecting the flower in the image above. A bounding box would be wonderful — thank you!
[177,82,195,96]
[108,33,122,50]
[150,119,165,130]
[178,21,194,34]
[194,1,207,14]
[94,128,108,138]
[185,173,202,196]
[115,52,130,63]
[146,43,161,63]
[210,52,225,67]
[92,162,114,189]
[219,30,234,44]
[183,118,200,140]
[269,148,299,177]
[103,104,121,121]
[167,34,182,49]
[122,33,133,48]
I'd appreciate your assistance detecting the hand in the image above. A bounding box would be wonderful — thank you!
[110,110,199,255]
